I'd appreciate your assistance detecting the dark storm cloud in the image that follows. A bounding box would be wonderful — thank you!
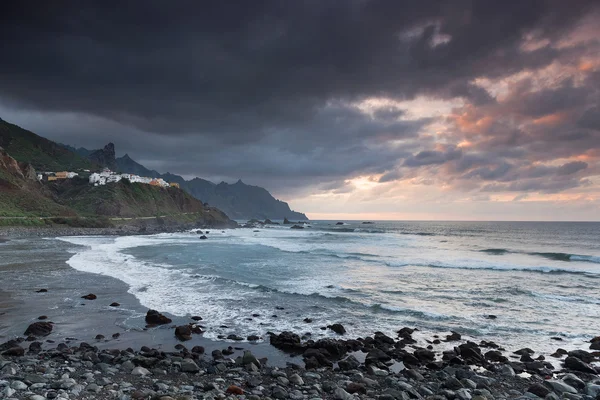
[0,0,599,196]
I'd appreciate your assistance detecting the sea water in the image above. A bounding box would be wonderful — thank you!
[58,221,600,354]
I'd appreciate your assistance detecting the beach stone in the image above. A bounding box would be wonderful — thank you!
[145,309,172,325]
[29,395,46,400]
[81,293,97,300]
[289,373,304,385]
[562,373,585,390]
[446,331,462,341]
[564,356,596,374]
[500,364,515,376]
[2,386,15,397]
[545,380,578,394]
[567,350,593,363]
[585,383,600,398]
[24,321,53,337]
[339,355,361,371]
[347,382,366,394]
[528,384,551,398]
[334,387,354,400]
[1,346,24,356]
[226,385,244,395]
[444,377,464,390]
[272,385,288,399]
[456,389,473,400]
[131,366,151,376]
[366,348,392,363]
[180,359,199,373]
[109,302,120,307]
[241,350,260,367]
[11,380,27,390]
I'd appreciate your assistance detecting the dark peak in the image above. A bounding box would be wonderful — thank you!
[104,143,115,152]
[235,179,244,185]
[121,153,132,160]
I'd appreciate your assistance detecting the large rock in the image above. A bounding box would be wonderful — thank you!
[145,310,172,325]
[24,322,53,337]
[180,359,199,373]
[270,331,304,353]
[81,293,97,300]
[567,349,593,363]
[338,355,361,371]
[366,348,392,364]
[564,356,596,374]
[174,325,192,341]
[328,323,346,335]
[544,380,578,394]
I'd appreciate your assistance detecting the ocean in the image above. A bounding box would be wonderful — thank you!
[57,221,600,354]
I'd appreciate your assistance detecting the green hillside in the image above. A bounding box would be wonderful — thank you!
[0,118,95,171]
[50,178,209,218]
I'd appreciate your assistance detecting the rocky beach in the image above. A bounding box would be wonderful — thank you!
[1,224,600,400]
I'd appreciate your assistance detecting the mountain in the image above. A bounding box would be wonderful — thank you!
[0,118,95,172]
[114,150,306,220]
[0,118,236,227]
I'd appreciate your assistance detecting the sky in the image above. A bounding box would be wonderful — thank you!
[1,1,600,221]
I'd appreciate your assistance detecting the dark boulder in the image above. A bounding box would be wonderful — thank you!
[109,302,120,307]
[528,383,551,398]
[227,334,244,341]
[35,289,48,293]
[514,347,535,355]
[175,325,192,341]
[270,331,304,353]
[568,349,594,363]
[199,235,208,239]
[192,346,205,354]
[414,348,436,363]
[247,335,260,341]
[328,323,346,335]
[338,355,361,371]
[2,346,25,356]
[564,356,596,374]
[313,338,348,358]
[485,350,508,363]
[191,316,203,321]
[336,222,344,225]
[366,348,392,364]
[29,341,42,354]
[445,331,461,341]
[290,225,304,229]
[24,321,53,337]
[81,293,97,300]
[145,309,172,325]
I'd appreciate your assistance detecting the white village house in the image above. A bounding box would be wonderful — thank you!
[89,169,170,187]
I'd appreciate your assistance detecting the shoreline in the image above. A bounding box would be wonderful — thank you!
[1,233,599,399]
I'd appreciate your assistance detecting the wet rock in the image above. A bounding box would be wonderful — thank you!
[562,373,585,390]
[24,321,53,337]
[564,356,596,374]
[145,309,172,325]
[485,350,508,362]
[415,348,436,363]
[35,289,47,293]
[270,331,304,353]
[191,345,204,354]
[1,346,24,356]
[174,325,192,341]
[346,382,367,394]
[585,383,600,398]
[328,323,346,335]
[514,348,535,355]
[191,315,203,321]
[545,380,578,394]
[199,235,208,239]
[37,315,47,320]
[338,355,361,371]
[446,331,462,341]
[247,335,260,341]
[180,359,199,372]
[81,293,97,300]
[95,334,105,340]
[272,386,289,399]
[227,334,244,341]
[567,349,593,363]
[528,383,551,398]
[109,302,120,307]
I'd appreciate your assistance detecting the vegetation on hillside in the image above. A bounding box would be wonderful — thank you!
[0,118,95,171]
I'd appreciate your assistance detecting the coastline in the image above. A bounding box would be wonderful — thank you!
[1,232,599,399]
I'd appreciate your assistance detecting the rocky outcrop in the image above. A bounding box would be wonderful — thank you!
[88,143,116,170]
[145,310,172,325]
